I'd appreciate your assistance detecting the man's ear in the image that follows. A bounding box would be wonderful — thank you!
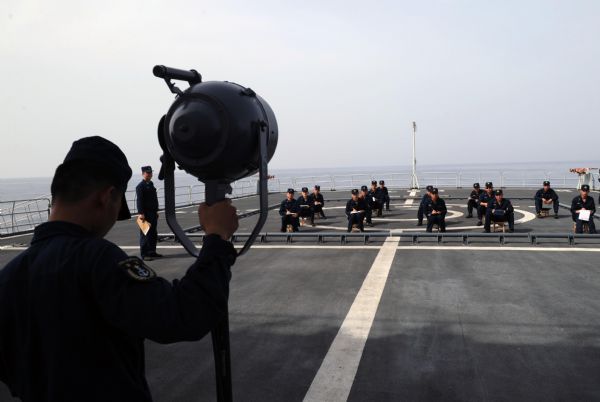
[95,185,117,208]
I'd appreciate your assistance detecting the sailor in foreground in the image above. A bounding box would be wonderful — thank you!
[346,188,367,232]
[424,188,447,232]
[477,182,495,226]
[467,182,483,218]
[360,185,373,226]
[0,136,238,402]
[310,185,326,220]
[379,180,391,211]
[417,185,434,226]
[297,187,314,227]
[570,184,596,234]
[368,180,383,217]
[279,188,300,232]
[534,181,559,219]
[484,189,515,233]
[136,165,162,261]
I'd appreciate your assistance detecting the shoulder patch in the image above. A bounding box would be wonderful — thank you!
[118,257,157,282]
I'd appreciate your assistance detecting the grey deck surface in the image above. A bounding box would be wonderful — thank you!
[1,188,600,401]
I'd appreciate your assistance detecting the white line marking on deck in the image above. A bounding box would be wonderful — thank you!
[303,236,399,402]
[404,190,417,206]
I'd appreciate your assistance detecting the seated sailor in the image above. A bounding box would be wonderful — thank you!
[484,189,515,233]
[467,182,482,218]
[359,185,373,226]
[535,181,559,218]
[477,182,494,226]
[379,180,391,211]
[309,185,326,220]
[279,188,300,232]
[297,187,314,227]
[570,184,596,234]
[417,185,434,226]
[424,188,447,232]
[368,181,383,217]
[346,189,367,232]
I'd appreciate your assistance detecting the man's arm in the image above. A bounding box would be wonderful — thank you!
[279,201,286,216]
[136,184,144,218]
[92,201,239,344]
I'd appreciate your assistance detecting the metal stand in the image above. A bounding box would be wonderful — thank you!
[158,119,272,402]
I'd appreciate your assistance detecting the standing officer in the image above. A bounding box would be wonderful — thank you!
[477,182,495,226]
[279,188,300,232]
[424,188,447,232]
[0,136,239,402]
[346,189,367,232]
[570,184,596,233]
[484,189,515,233]
[360,185,373,226]
[534,181,559,219]
[309,185,326,220]
[379,180,391,211]
[368,181,383,217]
[136,166,161,260]
[297,187,314,227]
[417,185,434,226]
[467,183,483,218]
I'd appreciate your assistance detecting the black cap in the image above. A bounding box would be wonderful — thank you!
[581,184,590,191]
[63,136,132,220]
[361,185,368,191]
[371,180,377,185]
[431,188,439,194]
[351,189,359,195]
[301,187,308,192]
[141,165,153,173]
[485,182,493,188]
[473,182,480,188]
[426,185,434,192]
[287,188,295,194]
[495,189,503,195]
[543,181,550,186]
[379,180,385,185]
[314,185,320,190]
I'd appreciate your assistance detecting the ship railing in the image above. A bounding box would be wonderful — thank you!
[0,198,51,237]
[126,180,259,212]
[266,171,591,193]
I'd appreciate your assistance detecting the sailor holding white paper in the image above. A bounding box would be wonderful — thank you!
[571,184,596,234]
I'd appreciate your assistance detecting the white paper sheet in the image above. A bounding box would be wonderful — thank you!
[579,209,591,221]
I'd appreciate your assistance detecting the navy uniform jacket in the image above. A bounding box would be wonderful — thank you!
[279,199,299,216]
[297,195,312,210]
[136,180,159,215]
[571,196,596,218]
[419,193,431,206]
[424,198,447,217]
[309,193,325,207]
[479,191,495,206]
[346,199,367,217]
[469,189,483,201]
[0,221,235,402]
[367,188,382,205]
[535,188,558,202]
[379,186,389,198]
[489,198,514,214]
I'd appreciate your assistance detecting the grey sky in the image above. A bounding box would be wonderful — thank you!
[1,0,599,179]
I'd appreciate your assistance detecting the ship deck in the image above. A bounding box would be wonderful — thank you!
[1,188,600,401]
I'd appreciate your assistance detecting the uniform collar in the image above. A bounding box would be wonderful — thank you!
[31,221,94,245]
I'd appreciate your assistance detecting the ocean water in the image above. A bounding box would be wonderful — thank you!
[0,160,597,202]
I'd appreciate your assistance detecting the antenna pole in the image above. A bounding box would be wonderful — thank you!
[410,121,419,189]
